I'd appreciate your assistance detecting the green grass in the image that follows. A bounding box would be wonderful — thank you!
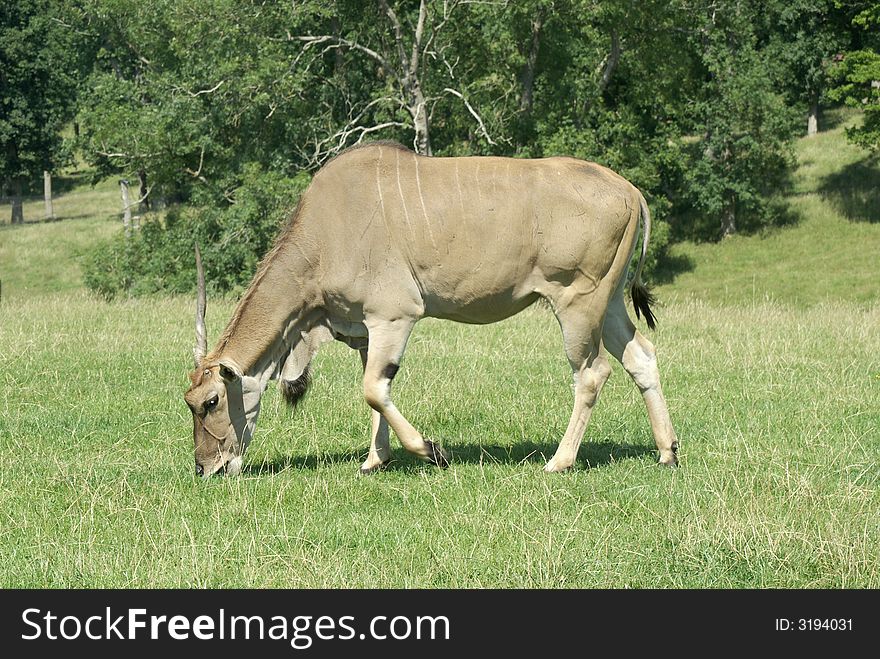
[0,175,120,299]
[0,113,878,587]
[659,109,880,306]
[1,170,121,226]
[1,295,877,587]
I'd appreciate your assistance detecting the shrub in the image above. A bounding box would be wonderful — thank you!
[84,165,311,299]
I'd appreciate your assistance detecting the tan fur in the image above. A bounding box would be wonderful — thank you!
[186,144,677,476]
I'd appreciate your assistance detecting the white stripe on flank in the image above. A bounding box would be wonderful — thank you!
[414,154,436,249]
[396,150,411,230]
[454,160,465,214]
[376,147,387,227]
[475,161,482,206]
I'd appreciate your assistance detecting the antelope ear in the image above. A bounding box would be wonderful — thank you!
[218,359,242,382]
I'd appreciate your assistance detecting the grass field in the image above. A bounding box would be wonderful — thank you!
[0,174,119,298]
[660,109,880,306]
[0,112,878,588]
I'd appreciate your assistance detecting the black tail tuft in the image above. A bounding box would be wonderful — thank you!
[631,282,657,330]
[280,365,311,409]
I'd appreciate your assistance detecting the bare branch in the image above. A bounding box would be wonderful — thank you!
[49,16,92,37]
[431,47,460,79]
[190,80,225,97]
[305,120,407,167]
[443,87,497,146]
[170,80,225,98]
[301,94,408,168]
[421,0,467,58]
[411,0,428,74]
[296,35,395,78]
[184,146,206,180]
[341,121,408,146]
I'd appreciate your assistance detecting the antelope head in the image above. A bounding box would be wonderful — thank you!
[183,246,261,477]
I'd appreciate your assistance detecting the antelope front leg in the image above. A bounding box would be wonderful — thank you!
[362,318,449,467]
[359,348,392,474]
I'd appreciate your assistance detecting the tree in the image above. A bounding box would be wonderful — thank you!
[829,3,880,149]
[76,0,856,295]
[679,2,800,239]
[76,0,326,203]
[293,0,503,162]
[0,0,91,223]
[757,0,853,137]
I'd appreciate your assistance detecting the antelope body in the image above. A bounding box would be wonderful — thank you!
[184,142,678,477]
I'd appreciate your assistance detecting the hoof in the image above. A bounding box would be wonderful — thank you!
[425,441,449,468]
[543,458,573,473]
[359,459,391,476]
[658,441,679,467]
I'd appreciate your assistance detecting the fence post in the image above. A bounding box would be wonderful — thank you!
[44,171,55,221]
[120,178,132,238]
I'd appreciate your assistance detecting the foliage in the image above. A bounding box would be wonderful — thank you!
[1,0,873,290]
[74,0,324,199]
[758,0,854,124]
[0,0,93,195]
[828,3,880,149]
[83,166,310,299]
[679,5,801,239]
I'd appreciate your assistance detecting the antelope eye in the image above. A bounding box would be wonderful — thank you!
[204,396,219,412]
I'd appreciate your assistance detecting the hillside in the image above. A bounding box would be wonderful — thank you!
[657,109,880,306]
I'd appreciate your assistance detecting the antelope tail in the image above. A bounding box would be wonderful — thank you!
[630,190,657,330]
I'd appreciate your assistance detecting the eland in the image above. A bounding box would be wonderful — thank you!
[184,142,678,477]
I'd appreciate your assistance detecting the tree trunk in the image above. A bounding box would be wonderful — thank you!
[330,16,345,73]
[581,29,621,122]
[721,193,736,238]
[807,93,819,137]
[519,12,544,115]
[410,105,431,155]
[408,82,431,155]
[120,178,132,238]
[43,171,55,221]
[597,29,621,96]
[10,179,24,224]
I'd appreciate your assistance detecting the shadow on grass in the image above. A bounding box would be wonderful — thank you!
[651,249,696,285]
[818,154,880,223]
[244,439,655,476]
[816,108,852,132]
[244,449,366,475]
[0,212,112,228]
[0,170,96,199]
[450,440,655,471]
[51,171,99,195]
